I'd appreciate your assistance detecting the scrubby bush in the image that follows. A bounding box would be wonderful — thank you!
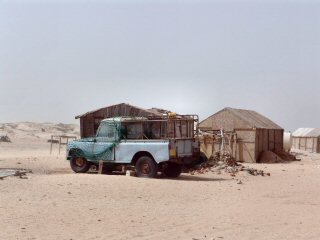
[0,135,11,143]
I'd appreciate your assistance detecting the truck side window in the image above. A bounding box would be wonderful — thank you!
[126,123,143,139]
[141,122,162,139]
[149,122,161,139]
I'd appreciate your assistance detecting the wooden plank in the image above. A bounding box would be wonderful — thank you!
[312,137,315,152]
[299,137,301,150]
[58,137,61,155]
[98,160,104,174]
[50,135,53,154]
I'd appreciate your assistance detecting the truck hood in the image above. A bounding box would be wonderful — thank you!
[67,137,95,149]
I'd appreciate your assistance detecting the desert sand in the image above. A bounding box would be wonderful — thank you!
[1,122,320,240]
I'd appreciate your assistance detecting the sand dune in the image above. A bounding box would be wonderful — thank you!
[0,122,79,141]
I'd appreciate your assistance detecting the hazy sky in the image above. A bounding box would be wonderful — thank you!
[0,0,319,131]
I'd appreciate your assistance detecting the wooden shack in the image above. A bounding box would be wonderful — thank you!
[199,107,284,163]
[75,103,163,138]
[292,128,320,153]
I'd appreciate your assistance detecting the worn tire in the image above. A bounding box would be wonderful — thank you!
[70,157,91,173]
[163,163,182,178]
[135,156,158,178]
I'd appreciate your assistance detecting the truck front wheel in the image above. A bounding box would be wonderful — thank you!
[163,163,182,178]
[135,156,158,178]
[70,157,91,173]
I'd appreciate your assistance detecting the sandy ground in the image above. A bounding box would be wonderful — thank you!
[1,125,320,240]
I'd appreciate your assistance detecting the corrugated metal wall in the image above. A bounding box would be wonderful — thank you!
[292,137,319,153]
[236,129,256,163]
[200,129,283,163]
[81,115,95,138]
[255,129,283,162]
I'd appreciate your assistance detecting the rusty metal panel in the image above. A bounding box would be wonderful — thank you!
[83,115,95,138]
[80,118,84,138]
[176,139,193,157]
[255,129,263,160]
[175,121,182,138]
[181,121,188,138]
[167,121,174,138]
[274,130,284,151]
[268,130,275,151]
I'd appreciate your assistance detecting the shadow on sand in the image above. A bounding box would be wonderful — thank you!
[85,171,228,182]
[161,175,229,182]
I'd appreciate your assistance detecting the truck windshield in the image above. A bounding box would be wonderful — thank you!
[96,122,118,141]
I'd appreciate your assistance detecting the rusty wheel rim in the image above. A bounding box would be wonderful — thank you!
[141,161,150,175]
[75,157,85,167]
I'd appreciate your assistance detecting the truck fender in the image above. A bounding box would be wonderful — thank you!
[131,151,156,165]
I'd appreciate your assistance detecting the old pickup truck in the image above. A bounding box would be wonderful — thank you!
[66,115,202,178]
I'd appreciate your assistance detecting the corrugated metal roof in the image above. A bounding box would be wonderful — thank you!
[292,128,320,137]
[227,108,283,130]
[199,107,283,130]
[75,103,161,119]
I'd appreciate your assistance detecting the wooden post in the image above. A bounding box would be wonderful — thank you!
[50,135,77,155]
[234,134,237,160]
[312,138,315,153]
[50,135,53,154]
[274,130,276,150]
[305,138,307,151]
[58,137,61,155]
[98,160,103,174]
[211,135,214,158]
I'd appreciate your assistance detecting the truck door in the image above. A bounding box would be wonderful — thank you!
[93,122,118,161]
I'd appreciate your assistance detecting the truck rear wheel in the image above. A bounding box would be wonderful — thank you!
[163,163,182,178]
[135,156,158,178]
[70,157,91,173]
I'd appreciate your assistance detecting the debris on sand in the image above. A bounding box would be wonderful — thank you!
[47,139,59,144]
[258,150,299,163]
[0,169,32,180]
[0,135,11,143]
[274,150,301,162]
[189,152,270,177]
